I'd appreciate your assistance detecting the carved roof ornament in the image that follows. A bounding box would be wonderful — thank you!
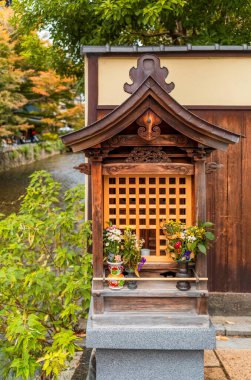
[124,55,175,94]
[136,110,162,141]
[126,147,172,163]
[74,163,90,175]
[206,162,224,174]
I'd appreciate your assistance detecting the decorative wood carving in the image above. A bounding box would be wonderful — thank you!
[126,147,172,163]
[136,110,161,141]
[74,163,91,175]
[104,164,137,175]
[167,135,190,146]
[183,147,214,161]
[103,163,194,175]
[206,162,224,174]
[104,135,129,147]
[102,134,193,148]
[124,55,175,94]
[85,148,111,160]
[161,164,194,175]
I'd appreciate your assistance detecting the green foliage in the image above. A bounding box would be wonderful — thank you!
[0,6,84,142]
[42,132,59,141]
[43,142,54,153]
[162,220,215,261]
[122,227,144,275]
[8,149,20,160]
[19,144,31,159]
[33,143,42,159]
[0,171,92,379]
[12,0,251,77]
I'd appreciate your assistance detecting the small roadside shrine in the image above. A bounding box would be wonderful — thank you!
[62,54,240,380]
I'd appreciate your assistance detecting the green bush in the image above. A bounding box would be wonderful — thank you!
[43,142,54,153]
[42,132,59,141]
[19,145,32,159]
[8,150,20,160]
[0,171,92,379]
[54,139,65,153]
[33,144,42,159]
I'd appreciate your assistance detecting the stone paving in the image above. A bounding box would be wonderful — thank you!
[211,316,251,337]
[204,337,251,380]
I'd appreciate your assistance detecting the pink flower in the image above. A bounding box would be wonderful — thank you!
[115,255,121,262]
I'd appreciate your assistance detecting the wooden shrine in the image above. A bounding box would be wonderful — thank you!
[62,55,240,318]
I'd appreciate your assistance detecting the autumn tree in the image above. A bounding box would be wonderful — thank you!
[0,7,29,138]
[29,70,84,133]
[13,0,251,77]
[0,4,84,141]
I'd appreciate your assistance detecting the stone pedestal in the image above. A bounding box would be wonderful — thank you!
[86,303,216,380]
[96,349,204,380]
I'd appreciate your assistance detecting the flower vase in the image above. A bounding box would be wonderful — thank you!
[176,261,191,291]
[107,261,125,290]
[126,268,137,290]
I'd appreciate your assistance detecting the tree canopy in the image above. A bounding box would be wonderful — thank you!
[0,5,84,141]
[12,0,251,77]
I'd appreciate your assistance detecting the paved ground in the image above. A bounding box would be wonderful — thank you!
[205,338,251,379]
[211,316,251,337]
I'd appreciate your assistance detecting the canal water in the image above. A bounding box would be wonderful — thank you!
[0,152,85,216]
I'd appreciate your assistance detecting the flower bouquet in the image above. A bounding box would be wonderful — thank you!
[162,220,215,262]
[103,225,124,290]
[121,227,145,289]
[162,220,215,291]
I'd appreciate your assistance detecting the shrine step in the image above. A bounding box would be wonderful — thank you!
[90,311,210,328]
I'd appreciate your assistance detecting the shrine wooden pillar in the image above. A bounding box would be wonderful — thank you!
[194,154,208,314]
[91,158,104,314]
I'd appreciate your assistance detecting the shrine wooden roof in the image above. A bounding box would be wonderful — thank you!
[62,55,240,152]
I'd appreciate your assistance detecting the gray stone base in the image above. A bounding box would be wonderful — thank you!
[209,292,251,316]
[87,298,215,380]
[96,349,204,380]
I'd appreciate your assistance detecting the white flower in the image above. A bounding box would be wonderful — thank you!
[187,235,196,243]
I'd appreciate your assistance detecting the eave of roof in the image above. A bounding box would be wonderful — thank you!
[62,76,240,152]
[81,44,251,55]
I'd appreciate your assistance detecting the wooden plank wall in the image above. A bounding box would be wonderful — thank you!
[194,110,251,293]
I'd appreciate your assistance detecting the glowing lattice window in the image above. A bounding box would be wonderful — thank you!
[104,175,192,261]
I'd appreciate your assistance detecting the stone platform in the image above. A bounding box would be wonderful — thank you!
[86,303,216,380]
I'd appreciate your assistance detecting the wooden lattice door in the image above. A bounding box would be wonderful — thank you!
[104,174,193,261]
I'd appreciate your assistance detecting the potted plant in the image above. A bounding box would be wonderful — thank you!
[162,220,215,291]
[122,227,145,289]
[103,224,124,290]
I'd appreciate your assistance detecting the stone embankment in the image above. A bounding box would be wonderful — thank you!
[0,141,65,172]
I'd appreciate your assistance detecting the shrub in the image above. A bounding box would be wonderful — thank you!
[33,144,42,159]
[42,133,59,141]
[19,145,32,159]
[54,139,65,153]
[43,142,54,153]
[0,171,92,379]
[8,150,20,160]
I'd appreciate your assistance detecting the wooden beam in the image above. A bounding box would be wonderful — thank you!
[102,163,194,176]
[102,134,196,148]
[91,160,104,313]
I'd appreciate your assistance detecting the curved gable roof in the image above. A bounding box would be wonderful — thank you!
[62,76,240,152]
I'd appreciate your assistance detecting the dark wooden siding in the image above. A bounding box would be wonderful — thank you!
[193,110,251,293]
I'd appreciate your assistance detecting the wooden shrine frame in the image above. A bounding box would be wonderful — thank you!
[62,54,240,315]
